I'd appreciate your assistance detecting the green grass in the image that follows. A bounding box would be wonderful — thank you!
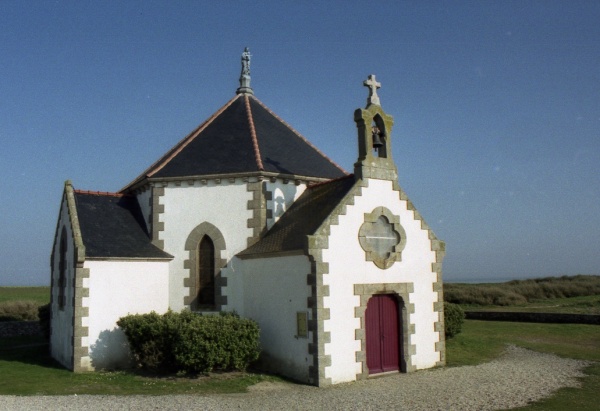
[446,320,600,411]
[0,287,50,305]
[0,336,281,395]
[446,320,600,366]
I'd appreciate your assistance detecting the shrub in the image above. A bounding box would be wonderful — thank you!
[116,310,180,372]
[0,301,40,322]
[117,310,260,374]
[444,302,465,338]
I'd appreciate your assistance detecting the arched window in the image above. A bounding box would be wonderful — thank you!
[58,228,67,310]
[197,235,215,306]
[184,222,226,310]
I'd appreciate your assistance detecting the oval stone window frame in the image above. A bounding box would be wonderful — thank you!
[358,206,407,269]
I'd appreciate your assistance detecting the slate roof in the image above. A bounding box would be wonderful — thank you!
[239,175,356,257]
[74,191,172,259]
[124,94,347,190]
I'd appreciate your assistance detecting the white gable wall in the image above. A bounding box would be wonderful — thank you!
[159,179,253,311]
[322,178,440,384]
[241,255,313,383]
[265,180,307,229]
[49,197,76,369]
[82,259,170,370]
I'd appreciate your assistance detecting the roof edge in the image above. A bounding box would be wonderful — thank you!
[85,256,174,262]
[244,95,264,171]
[123,171,339,193]
[74,189,129,197]
[120,94,243,193]
[237,249,306,260]
[249,95,347,175]
[65,181,87,265]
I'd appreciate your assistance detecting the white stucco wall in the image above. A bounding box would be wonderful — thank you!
[241,255,313,383]
[220,256,245,315]
[322,178,440,384]
[82,259,170,370]
[265,180,306,229]
[158,179,253,311]
[50,198,76,370]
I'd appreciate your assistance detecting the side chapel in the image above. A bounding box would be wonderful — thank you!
[50,49,446,386]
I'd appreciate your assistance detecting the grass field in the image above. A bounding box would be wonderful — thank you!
[0,287,50,305]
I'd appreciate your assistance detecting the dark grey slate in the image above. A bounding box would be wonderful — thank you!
[127,95,346,188]
[239,175,356,257]
[74,192,172,259]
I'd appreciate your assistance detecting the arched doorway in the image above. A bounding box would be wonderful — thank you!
[365,294,401,374]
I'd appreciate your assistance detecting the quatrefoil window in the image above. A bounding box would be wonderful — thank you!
[358,207,406,269]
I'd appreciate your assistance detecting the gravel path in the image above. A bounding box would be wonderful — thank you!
[0,346,591,411]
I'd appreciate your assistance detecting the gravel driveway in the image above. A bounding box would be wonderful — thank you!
[0,346,591,411]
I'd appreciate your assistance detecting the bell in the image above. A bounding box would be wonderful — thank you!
[372,131,384,149]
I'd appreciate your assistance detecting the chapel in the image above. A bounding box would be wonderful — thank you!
[50,49,446,386]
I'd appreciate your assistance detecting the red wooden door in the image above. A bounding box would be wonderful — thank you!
[366,294,400,374]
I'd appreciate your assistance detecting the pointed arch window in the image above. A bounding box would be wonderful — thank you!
[184,222,226,310]
[197,235,215,306]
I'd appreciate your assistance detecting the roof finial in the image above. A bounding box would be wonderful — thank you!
[236,47,254,95]
[363,74,381,106]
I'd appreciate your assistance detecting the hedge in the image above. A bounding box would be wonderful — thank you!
[117,310,260,374]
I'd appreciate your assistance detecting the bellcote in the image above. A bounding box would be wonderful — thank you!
[354,75,398,181]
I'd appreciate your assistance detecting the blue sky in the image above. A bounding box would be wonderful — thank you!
[1,1,599,285]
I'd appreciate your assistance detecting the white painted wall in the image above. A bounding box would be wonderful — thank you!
[241,255,313,383]
[322,178,440,384]
[50,197,76,370]
[265,180,306,229]
[158,179,253,311]
[220,256,245,315]
[82,259,170,370]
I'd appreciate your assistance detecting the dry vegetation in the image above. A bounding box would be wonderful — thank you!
[444,275,600,307]
[0,301,40,322]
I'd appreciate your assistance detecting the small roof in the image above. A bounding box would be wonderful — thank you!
[74,191,172,259]
[239,175,356,257]
[124,94,347,190]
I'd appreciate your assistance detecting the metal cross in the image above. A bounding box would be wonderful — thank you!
[363,74,381,106]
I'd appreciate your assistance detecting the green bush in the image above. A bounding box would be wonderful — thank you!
[117,310,260,374]
[116,310,180,371]
[444,302,465,338]
[0,301,40,322]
